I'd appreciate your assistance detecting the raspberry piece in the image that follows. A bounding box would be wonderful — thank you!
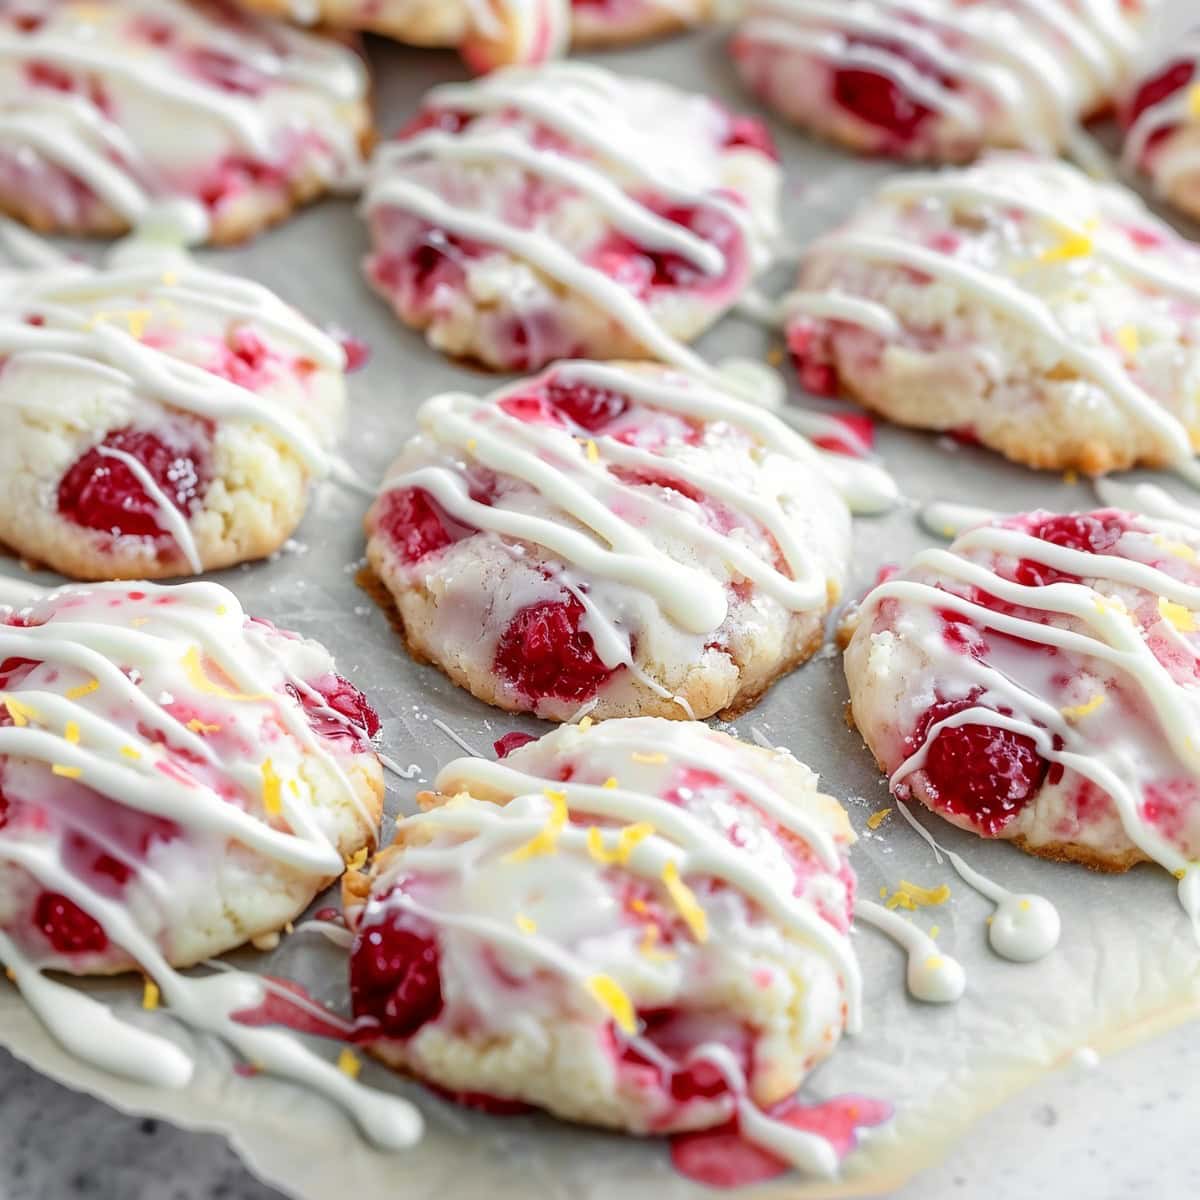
[721,113,779,161]
[33,892,109,955]
[494,596,617,705]
[670,1058,730,1103]
[186,48,268,96]
[57,424,210,540]
[376,487,476,565]
[500,378,631,432]
[293,674,381,744]
[811,413,876,457]
[915,698,1048,835]
[493,731,537,758]
[1125,60,1195,153]
[1012,512,1127,587]
[350,915,444,1039]
[831,38,950,145]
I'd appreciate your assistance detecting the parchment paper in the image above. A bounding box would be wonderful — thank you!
[2,26,1198,1200]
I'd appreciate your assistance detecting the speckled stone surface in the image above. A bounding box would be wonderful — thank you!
[2,1019,1198,1199]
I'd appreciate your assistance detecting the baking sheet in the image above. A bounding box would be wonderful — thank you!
[2,25,1200,1200]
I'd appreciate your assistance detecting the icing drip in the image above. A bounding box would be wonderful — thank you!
[0,576,414,1146]
[791,156,1200,470]
[739,0,1141,154]
[362,719,859,1173]
[857,512,1200,932]
[853,900,966,1004]
[0,0,368,239]
[895,801,1061,963]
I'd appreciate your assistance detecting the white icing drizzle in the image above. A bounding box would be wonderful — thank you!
[857,513,1200,932]
[369,719,859,1173]
[853,900,966,1004]
[379,360,861,676]
[0,577,417,1147]
[920,500,1004,540]
[794,156,1200,469]
[363,63,783,399]
[895,802,1061,963]
[740,0,1141,153]
[0,0,368,239]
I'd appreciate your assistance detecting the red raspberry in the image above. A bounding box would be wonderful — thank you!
[33,892,109,955]
[350,914,444,1039]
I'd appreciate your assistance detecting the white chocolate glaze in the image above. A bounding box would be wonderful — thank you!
[0,576,413,1147]
[353,718,860,1172]
[896,801,1061,963]
[1122,34,1200,182]
[0,0,368,241]
[853,900,966,1004]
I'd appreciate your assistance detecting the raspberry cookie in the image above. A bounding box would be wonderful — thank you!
[362,64,780,373]
[345,717,860,1173]
[0,244,351,580]
[1122,36,1200,223]
[0,0,370,244]
[844,508,1200,902]
[0,577,383,975]
[732,0,1146,162]
[364,361,852,722]
[572,0,714,46]
[787,154,1200,476]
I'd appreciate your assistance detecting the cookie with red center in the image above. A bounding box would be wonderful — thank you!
[363,361,852,722]
[343,717,859,1169]
[0,577,383,974]
[362,63,780,373]
[732,0,1146,163]
[0,0,370,244]
[844,507,1200,879]
[787,154,1200,476]
[0,242,350,579]
[1121,38,1200,223]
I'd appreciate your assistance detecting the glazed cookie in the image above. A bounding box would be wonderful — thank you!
[1122,35,1200,223]
[787,154,1200,476]
[0,576,383,975]
[571,0,715,46]
[0,0,370,244]
[363,360,854,723]
[844,508,1200,900]
[362,63,780,373]
[0,241,351,580]
[344,717,861,1174]
[732,0,1146,162]
[230,0,569,71]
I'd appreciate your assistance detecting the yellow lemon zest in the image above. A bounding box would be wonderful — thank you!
[586,974,636,1034]
[1061,693,1106,721]
[577,715,593,733]
[884,880,952,912]
[345,847,369,871]
[1039,231,1093,263]
[142,979,160,1011]
[1189,82,1200,120]
[631,751,667,765]
[515,913,537,935]
[181,647,270,703]
[639,924,674,962]
[1159,596,1197,633]
[585,439,600,463]
[64,721,80,745]
[661,860,708,943]
[337,1049,362,1080]
[1115,325,1140,357]
[603,777,619,790]
[866,807,892,831]
[120,745,141,760]
[261,759,283,816]
[587,822,655,866]
[186,718,221,734]
[66,679,99,700]
[924,955,946,971]
[2,697,39,727]
[505,788,568,861]
[52,764,82,779]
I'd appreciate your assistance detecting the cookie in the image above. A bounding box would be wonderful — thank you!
[362,63,780,373]
[0,0,371,244]
[1122,36,1200,223]
[844,507,1200,886]
[0,576,384,975]
[230,0,569,71]
[572,0,713,46]
[732,0,1145,162]
[787,154,1200,476]
[345,717,859,1172]
[363,360,852,722]
[0,241,351,580]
